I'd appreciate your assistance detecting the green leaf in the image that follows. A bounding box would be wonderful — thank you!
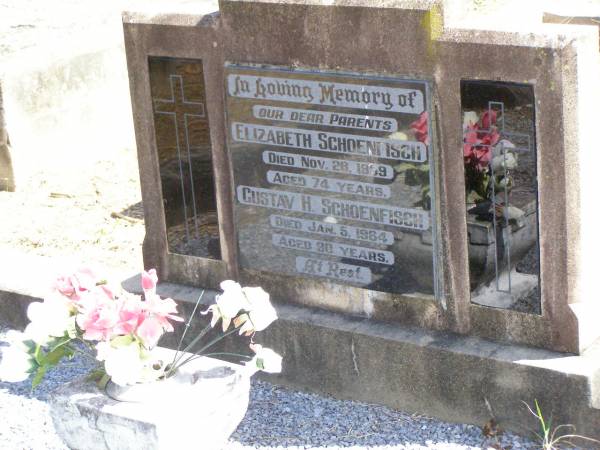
[33,344,45,366]
[22,340,37,354]
[31,365,47,390]
[97,374,110,390]
[44,345,71,367]
[48,336,73,354]
[85,369,106,383]
[110,335,134,348]
[394,163,418,172]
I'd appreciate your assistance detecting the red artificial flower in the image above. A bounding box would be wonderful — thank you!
[410,111,429,145]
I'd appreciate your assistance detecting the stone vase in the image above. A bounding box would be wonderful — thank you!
[49,348,251,450]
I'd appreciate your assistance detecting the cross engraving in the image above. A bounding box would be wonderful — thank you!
[153,74,207,242]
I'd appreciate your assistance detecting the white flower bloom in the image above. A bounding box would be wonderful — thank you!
[247,344,282,374]
[202,280,250,331]
[0,333,35,382]
[96,341,146,386]
[462,111,479,130]
[491,152,517,172]
[25,296,75,345]
[243,287,277,332]
[217,280,248,318]
[388,131,408,141]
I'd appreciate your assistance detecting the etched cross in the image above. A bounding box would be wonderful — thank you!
[153,74,206,242]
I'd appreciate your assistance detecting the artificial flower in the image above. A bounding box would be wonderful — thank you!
[25,295,75,345]
[491,152,517,172]
[112,295,144,336]
[141,269,158,296]
[202,280,248,331]
[236,287,277,335]
[76,289,120,341]
[54,267,97,301]
[410,111,428,144]
[143,294,183,331]
[96,340,146,386]
[480,109,497,130]
[247,344,282,374]
[0,332,35,382]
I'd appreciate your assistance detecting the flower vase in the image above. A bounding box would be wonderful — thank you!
[49,347,251,450]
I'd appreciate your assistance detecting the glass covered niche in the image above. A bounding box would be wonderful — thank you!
[149,57,221,260]
[225,65,440,297]
[461,80,540,314]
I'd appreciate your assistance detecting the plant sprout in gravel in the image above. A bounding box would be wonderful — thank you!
[0,268,282,388]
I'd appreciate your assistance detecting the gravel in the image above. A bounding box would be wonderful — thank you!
[0,326,541,450]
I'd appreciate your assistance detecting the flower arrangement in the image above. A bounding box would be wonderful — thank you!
[463,109,522,221]
[0,268,282,388]
[392,111,431,210]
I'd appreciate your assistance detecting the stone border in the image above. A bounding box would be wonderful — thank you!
[2,263,598,440]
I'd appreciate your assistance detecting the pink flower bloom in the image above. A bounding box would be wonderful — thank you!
[137,316,164,348]
[410,111,429,145]
[141,269,158,296]
[143,294,183,332]
[463,120,501,171]
[54,268,97,301]
[134,294,183,348]
[76,290,120,341]
[480,109,497,130]
[113,296,144,335]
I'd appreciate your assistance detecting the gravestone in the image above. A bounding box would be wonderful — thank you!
[0,85,15,192]
[123,0,600,438]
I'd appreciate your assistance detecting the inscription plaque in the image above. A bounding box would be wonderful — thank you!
[226,65,438,296]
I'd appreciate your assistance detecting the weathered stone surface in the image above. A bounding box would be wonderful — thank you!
[49,348,250,450]
[1,267,599,440]
[123,0,600,354]
[0,84,15,192]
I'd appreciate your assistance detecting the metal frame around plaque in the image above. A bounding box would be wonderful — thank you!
[224,63,443,301]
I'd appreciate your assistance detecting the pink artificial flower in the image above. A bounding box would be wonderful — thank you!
[141,269,158,296]
[463,125,479,158]
[480,109,497,130]
[410,111,429,145]
[54,268,97,301]
[463,118,501,171]
[134,294,183,348]
[76,289,120,341]
[137,316,164,348]
[143,294,183,332]
[112,296,144,335]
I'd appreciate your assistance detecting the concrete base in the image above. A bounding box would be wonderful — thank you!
[128,276,600,443]
[49,348,250,450]
[1,253,599,442]
[471,269,538,309]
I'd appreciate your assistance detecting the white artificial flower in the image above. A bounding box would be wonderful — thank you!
[217,280,248,319]
[243,287,277,333]
[491,152,517,172]
[0,333,35,382]
[25,295,75,345]
[202,280,249,331]
[462,111,479,130]
[247,344,282,374]
[388,131,408,141]
[96,341,146,386]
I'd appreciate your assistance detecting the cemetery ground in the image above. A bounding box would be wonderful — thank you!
[0,139,571,449]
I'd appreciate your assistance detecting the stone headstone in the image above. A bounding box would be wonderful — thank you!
[119,0,600,439]
[124,0,600,354]
[0,85,15,192]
